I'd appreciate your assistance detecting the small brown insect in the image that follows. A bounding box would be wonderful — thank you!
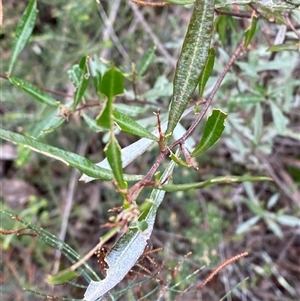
[95,245,164,284]
[95,246,109,275]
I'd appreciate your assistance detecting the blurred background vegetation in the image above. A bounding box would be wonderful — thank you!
[1,1,300,300]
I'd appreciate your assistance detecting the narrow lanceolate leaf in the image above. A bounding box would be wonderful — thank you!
[1,209,98,283]
[84,157,176,301]
[138,43,156,77]
[191,109,227,157]
[169,149,190,167]
[80,106,195,183]
[244,15,258,48]
[269,100,289,135]
[165,0,214,137]
[46,270,79,285]
[105,135,126,190]
[8,0,38,75]
[198,48,215,98]
[73,55,90,109]
[267,42,300,52]
[9,77,60,107]
[82,113,107,133]
[0,129,141,182]
[161,175,272,192]
[113,110,158,141]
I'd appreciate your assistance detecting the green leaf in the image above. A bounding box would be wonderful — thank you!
[161,175,272,192]
[46,270,79,285]
[198,48,215,98]
[80,106,194,183]
[105,135,126,190]
[0,209,99,283]
[165,0,214,137]
[137,44,156,77]
[9,77,60,107]
[257,6,286,25]
[265,217,283,238]
[215,1,297,9]
[0,128,142,182]
[191,109,227,157]
[8,0,38,75]
[253,103,263,145]
[276,215,300,227]
[73,55,90,109]
[89,55,110,94]
[113,110,158,141]
[267,42,300,52]
[236,216,261,235]
[100,66,124,98]
[169,149,190,167]
[244,16,258,48]
[97,66,124,129]
[32,107,66,137]
[269,100,289,134]
[97,96,112,129]
[84,158,176,301]
[82,113,107,133]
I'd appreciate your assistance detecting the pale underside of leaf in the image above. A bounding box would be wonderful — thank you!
[84,157,177,301]
[80,106,194,182]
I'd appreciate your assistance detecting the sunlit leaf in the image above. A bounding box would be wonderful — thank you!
[165,0,214,137]
[8,0,38,75]
[191,109,227,157]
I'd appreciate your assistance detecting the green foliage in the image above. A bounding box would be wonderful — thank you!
[198,48,215,98]
[1,0,299,300]
[0,128,141,181]
[165,0,215,137]
[8,0,38,75]
[192,109,227,157]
